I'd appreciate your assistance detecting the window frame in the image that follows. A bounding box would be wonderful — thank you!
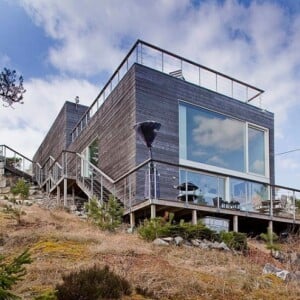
[179,101,270,183]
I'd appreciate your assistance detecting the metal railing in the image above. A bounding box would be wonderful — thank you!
[71,40,264,142]
[75,153,115,204]
[0,144,34,178]
[33,148,300,222]
[111,159,300,221]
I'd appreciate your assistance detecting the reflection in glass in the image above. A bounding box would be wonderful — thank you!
[248,127,265,175]
[179,102,245,172]
[230,178,268,212]
[179,170,224,206]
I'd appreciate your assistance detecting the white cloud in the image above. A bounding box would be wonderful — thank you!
[193,115,244,151]
[5,0,300,187]
[0,76,99,158]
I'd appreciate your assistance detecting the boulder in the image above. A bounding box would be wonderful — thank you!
[271,249,286,262]
[162,237,174,243]
[174,236,184,246]
[263,263,291,281]
[191,239,200,247]
[153,238,169,246]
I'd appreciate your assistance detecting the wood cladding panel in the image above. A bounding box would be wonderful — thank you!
[33,102,88,166]
[68,67,137,180]
[134,64,275,200]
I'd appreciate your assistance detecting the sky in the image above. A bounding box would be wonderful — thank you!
[0,0,300,188]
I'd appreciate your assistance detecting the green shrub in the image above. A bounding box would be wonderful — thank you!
[260,227,280,250]
[0,249,32,299]
[220,231,248,251]
[84,195,124,231]
[138,218,171,241]
[56,265,131,300]
[138,219,218,242]
[11,179,29,200]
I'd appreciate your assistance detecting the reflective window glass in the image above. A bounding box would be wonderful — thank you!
[248,127,265,175]
[180,103,245,172]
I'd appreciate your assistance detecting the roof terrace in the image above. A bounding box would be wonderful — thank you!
[71,40,264,142]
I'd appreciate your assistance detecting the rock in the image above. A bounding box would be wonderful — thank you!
[191,239,200,247]
[153,238,169,246]
[217,242,231,251]
[271,249,286,262]
[198,241,209,249]
[263,263,291,281]
[183,240,192,247]
[162,237,174,243]
[174,236,184,246]
[127,227,134,234]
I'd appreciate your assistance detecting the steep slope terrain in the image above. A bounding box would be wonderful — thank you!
[1,203,299,300]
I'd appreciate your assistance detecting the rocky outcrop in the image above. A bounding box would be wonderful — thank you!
[152,237,231,251]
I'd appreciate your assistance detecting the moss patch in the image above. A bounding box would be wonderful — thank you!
[31,240,87,260]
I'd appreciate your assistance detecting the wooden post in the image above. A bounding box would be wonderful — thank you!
[192,210,197,225]
[233,215,238,232]
[130,212,135,229]
[56,185,61,206]
[268,220,273,245]
[151,204,156,219]
[63,178,67,207]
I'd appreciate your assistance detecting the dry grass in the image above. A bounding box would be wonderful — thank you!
[1,203,300,299]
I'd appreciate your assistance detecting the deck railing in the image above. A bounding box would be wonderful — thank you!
[114,159,300,221]
[70,40,264,142]
[0,144,33,177]
[33,147,300,221]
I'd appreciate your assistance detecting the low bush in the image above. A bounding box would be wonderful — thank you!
[138,218,219,241]
[55,265,131,300]
[11,179,29,200]
[220,231,248,251]
[85,195,124,231]
[260,227,280,250]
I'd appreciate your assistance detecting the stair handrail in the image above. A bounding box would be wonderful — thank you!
[0,144,34,177]
[0,144,33,163]
[76,153,114,183]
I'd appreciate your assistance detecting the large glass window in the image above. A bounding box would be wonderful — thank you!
[179,102,268,177]
[230,178,268,211]
[179,170,225,206]
[248,127,265,175]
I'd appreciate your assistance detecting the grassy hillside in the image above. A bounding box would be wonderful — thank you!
[1,203,300,300]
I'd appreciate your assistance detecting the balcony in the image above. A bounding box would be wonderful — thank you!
[70,40,264,142]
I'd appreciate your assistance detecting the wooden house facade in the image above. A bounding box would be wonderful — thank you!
[32,40,300,234]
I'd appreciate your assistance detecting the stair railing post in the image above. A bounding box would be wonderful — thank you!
[154,163,157,200]
[65,152,68,177]
[148,162,152,201]
[100,175,103,205]
[91,166,94,197]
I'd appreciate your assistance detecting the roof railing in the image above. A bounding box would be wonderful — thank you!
[70,40,264,142]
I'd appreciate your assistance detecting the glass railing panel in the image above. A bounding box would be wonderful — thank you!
[232,81,247,102]
[163,54,182,77]
[182,61,199,86]
[111,73,119,92]
[200,68,217,92]
[295,191,300,220]
[141,45,162,72]
[216,75,232,99]
[118,62,128,82]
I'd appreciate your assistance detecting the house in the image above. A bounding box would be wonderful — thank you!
[28,40,300,234]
